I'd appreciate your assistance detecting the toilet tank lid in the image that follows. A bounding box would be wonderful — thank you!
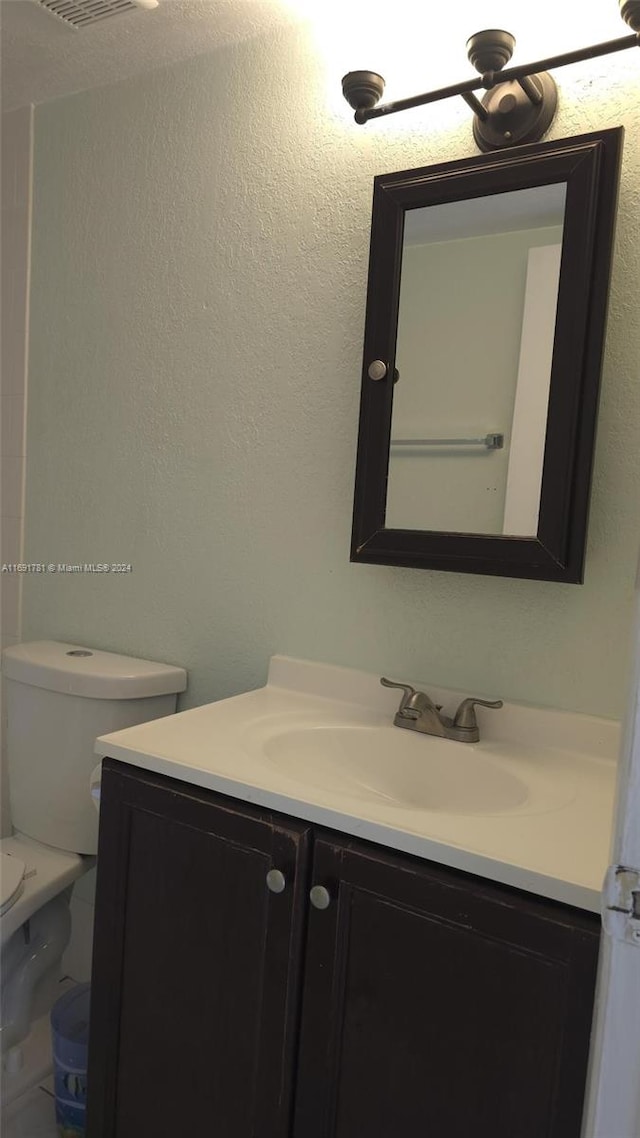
[1,641,187,700]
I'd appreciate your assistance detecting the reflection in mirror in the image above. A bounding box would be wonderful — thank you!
[386,184,567,537]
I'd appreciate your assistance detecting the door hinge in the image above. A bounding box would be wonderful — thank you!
[602,865,640,946]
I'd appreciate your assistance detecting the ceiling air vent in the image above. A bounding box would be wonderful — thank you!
[35,0,157,30]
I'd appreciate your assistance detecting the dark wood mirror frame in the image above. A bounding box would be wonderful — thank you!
[351,128,623,583]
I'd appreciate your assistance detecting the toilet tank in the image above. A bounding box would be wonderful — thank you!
[2,641,187,855]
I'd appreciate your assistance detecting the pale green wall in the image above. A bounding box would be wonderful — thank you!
[23,24,640,716]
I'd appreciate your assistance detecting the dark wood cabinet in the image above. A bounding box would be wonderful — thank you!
[86,760,310,1138]
[87,759,600,1138]
[293,836,600,1138]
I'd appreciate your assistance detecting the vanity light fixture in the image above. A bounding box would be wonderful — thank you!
[342,1,640,150]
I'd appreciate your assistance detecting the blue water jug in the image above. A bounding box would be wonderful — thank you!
[50,982,91,1137]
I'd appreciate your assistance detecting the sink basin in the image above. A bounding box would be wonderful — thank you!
[259,724,530,814]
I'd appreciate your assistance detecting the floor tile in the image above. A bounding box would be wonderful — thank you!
[2,1085,57,1137]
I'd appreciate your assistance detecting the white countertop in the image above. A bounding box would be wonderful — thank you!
[95,656,620,913]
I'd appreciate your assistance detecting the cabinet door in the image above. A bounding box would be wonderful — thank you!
[87,759,310,1138]
[294,835,600,1138]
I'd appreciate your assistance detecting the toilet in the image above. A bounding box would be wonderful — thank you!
[0,640,186,1096]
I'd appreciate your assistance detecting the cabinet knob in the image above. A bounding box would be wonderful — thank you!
[266,869,286,894]
[367,360,388,381]
[310,885,332,910]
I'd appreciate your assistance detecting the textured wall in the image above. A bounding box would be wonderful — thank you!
[23,24,640,717]
[2,105,33,837]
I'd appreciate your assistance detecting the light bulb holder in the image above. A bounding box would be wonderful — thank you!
[620,0,640,32]
[342,71,386,117]
[466,29,515,75]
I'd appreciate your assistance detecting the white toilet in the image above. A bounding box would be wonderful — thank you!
[0,640,186,1095]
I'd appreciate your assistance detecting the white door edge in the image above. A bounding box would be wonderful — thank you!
[582,588,640,1138]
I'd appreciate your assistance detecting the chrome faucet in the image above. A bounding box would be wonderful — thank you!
[381,678,503,743]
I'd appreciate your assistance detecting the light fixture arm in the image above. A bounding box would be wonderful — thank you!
[354,32,638,126]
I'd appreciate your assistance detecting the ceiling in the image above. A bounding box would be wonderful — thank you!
[404,184,568,246]
[0,0,298,112]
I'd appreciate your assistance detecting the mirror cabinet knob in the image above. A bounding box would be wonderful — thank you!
[367,360,388,381]
[266,868,286,894]
[310,885,332,910]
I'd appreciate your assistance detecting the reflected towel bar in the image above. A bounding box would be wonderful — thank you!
[390,433,504,451]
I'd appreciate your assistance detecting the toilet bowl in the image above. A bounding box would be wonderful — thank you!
[0,640,186,1093]
[1,836,84,1058]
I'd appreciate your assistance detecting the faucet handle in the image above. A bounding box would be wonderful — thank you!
[381,677,442,720]
[453,697,503,729]
[381,677,416,698]
[381,677,435,720]
[380,677,420,718]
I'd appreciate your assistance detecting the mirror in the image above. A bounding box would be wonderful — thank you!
[387,184,566,536]
[351,128,623,582]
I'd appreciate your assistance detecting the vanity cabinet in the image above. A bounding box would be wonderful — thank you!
[87,759,600,1138]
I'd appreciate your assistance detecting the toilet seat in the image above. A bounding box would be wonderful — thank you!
[0,835,87,945]
[1,851,26,916]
